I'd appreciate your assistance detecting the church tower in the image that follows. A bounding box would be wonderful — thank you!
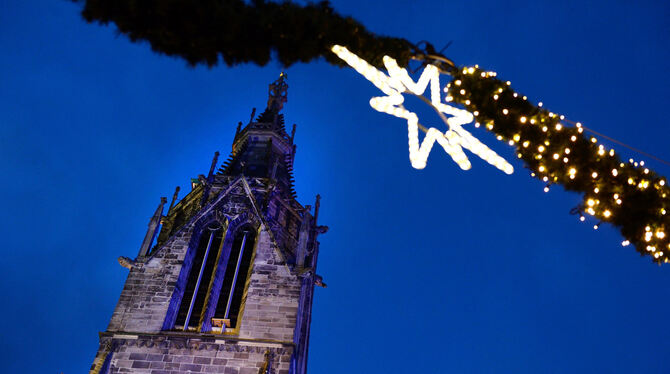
[90,74,328,374]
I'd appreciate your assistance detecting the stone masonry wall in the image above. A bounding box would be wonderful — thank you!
[94,181,308,374]
[238,230,301,342]
[107,227,195,333]
[105,223,301,340]
[96,335,292,374]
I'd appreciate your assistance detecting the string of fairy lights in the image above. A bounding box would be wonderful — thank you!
[448,66,669,264]
[332,45,669,264]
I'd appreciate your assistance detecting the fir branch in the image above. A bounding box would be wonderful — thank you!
[447,67,669,263]
[74,0,415,69]
[73,0,669,263]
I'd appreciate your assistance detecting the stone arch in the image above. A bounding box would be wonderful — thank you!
[200,210,262,332]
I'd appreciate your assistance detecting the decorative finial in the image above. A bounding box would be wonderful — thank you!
[138,197,168,257]
[314,194,321,222]
[249,108,256,124]
[168,186,180,214]
[208,151,220,180]
[267,72,288,112]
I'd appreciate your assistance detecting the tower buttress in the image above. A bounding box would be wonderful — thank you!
[137,197,167,257]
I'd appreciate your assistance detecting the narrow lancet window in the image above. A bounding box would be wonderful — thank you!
[213,227,256,329]
[175,224,223,330]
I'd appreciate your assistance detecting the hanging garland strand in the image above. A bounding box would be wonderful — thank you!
[446,66,669,263]
[74,0,416,69]
[74,0,669,263]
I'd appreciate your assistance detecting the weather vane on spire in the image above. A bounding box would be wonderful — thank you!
[267,72,288,112]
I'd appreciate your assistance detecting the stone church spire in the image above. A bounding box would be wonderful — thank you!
[221,73,298,200]
[89,76,327,374]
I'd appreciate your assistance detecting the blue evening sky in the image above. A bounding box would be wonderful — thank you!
[1,1,669,373]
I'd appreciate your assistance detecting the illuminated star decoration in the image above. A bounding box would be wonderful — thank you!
[331,45,513,174]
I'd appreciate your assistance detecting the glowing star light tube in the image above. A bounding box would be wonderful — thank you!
[331,45,513,174]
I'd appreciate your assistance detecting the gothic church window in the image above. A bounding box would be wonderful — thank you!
[174,223,224,330]
[171,223,257,332]
[212,226,256,330]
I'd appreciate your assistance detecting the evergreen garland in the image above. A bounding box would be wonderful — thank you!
[74,0,669,263]
[446,67,669,263]
[74,0,415,69]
